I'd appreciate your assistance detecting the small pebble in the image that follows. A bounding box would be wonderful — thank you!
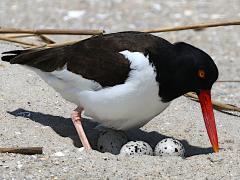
[120,141,153,156]
[17,161,23,169]
[52,152,65,157]
[78,147,85,152]
[14,131,22,135]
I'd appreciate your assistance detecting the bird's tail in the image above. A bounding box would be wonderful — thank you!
[1,49,33,62]
[1,47,68,72]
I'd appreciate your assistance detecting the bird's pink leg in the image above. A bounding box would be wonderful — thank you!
[71,107,92,150]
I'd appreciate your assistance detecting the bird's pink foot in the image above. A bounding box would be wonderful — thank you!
[71,107,92,150]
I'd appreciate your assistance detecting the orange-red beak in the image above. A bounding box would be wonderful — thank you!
[198,90,219,153]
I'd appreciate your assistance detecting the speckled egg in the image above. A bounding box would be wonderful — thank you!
[97,130,128,155]
[120,141,153,156]
[154,138,185,157]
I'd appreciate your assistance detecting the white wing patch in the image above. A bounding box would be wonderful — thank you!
[120,50,150,70]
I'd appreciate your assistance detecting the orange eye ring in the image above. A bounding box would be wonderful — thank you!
[198,69,206,79]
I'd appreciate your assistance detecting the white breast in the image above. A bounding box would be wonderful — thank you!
[78,50,170,130]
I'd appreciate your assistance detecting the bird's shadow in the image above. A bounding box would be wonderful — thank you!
[8,108,213,157]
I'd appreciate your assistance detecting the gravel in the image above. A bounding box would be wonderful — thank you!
[0,0,240,179]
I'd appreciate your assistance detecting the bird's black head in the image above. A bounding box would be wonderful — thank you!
[152,41,219,152]
[155,42,219,102]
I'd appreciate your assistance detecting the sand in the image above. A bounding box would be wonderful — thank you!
[0,0,240,179]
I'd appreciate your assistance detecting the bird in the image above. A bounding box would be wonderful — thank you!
[1,31,219,152]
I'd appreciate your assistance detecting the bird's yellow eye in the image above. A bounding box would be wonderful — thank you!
[198,69,206,79]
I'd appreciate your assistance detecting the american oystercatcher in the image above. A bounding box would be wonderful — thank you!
[1,31,219,152]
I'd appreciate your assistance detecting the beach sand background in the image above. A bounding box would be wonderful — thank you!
[0,0,240,179]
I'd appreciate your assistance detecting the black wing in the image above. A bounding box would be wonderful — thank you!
[1,31,172,87]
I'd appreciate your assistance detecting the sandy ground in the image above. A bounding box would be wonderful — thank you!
[0,0,240,179]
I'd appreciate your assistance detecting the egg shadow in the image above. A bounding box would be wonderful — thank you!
[8,108,213,157]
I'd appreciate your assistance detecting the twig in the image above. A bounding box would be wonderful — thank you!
[0,28,105,35]
[47,40,78,47]
[185,92,240,112]
[143,20,240,33]
[5,34,36,38]
[6,34,55,44]
[0,36,38,47]
[25,40,79,50]
[216,80,240,83]
[37,34,55,44]
[0,147,43,155]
